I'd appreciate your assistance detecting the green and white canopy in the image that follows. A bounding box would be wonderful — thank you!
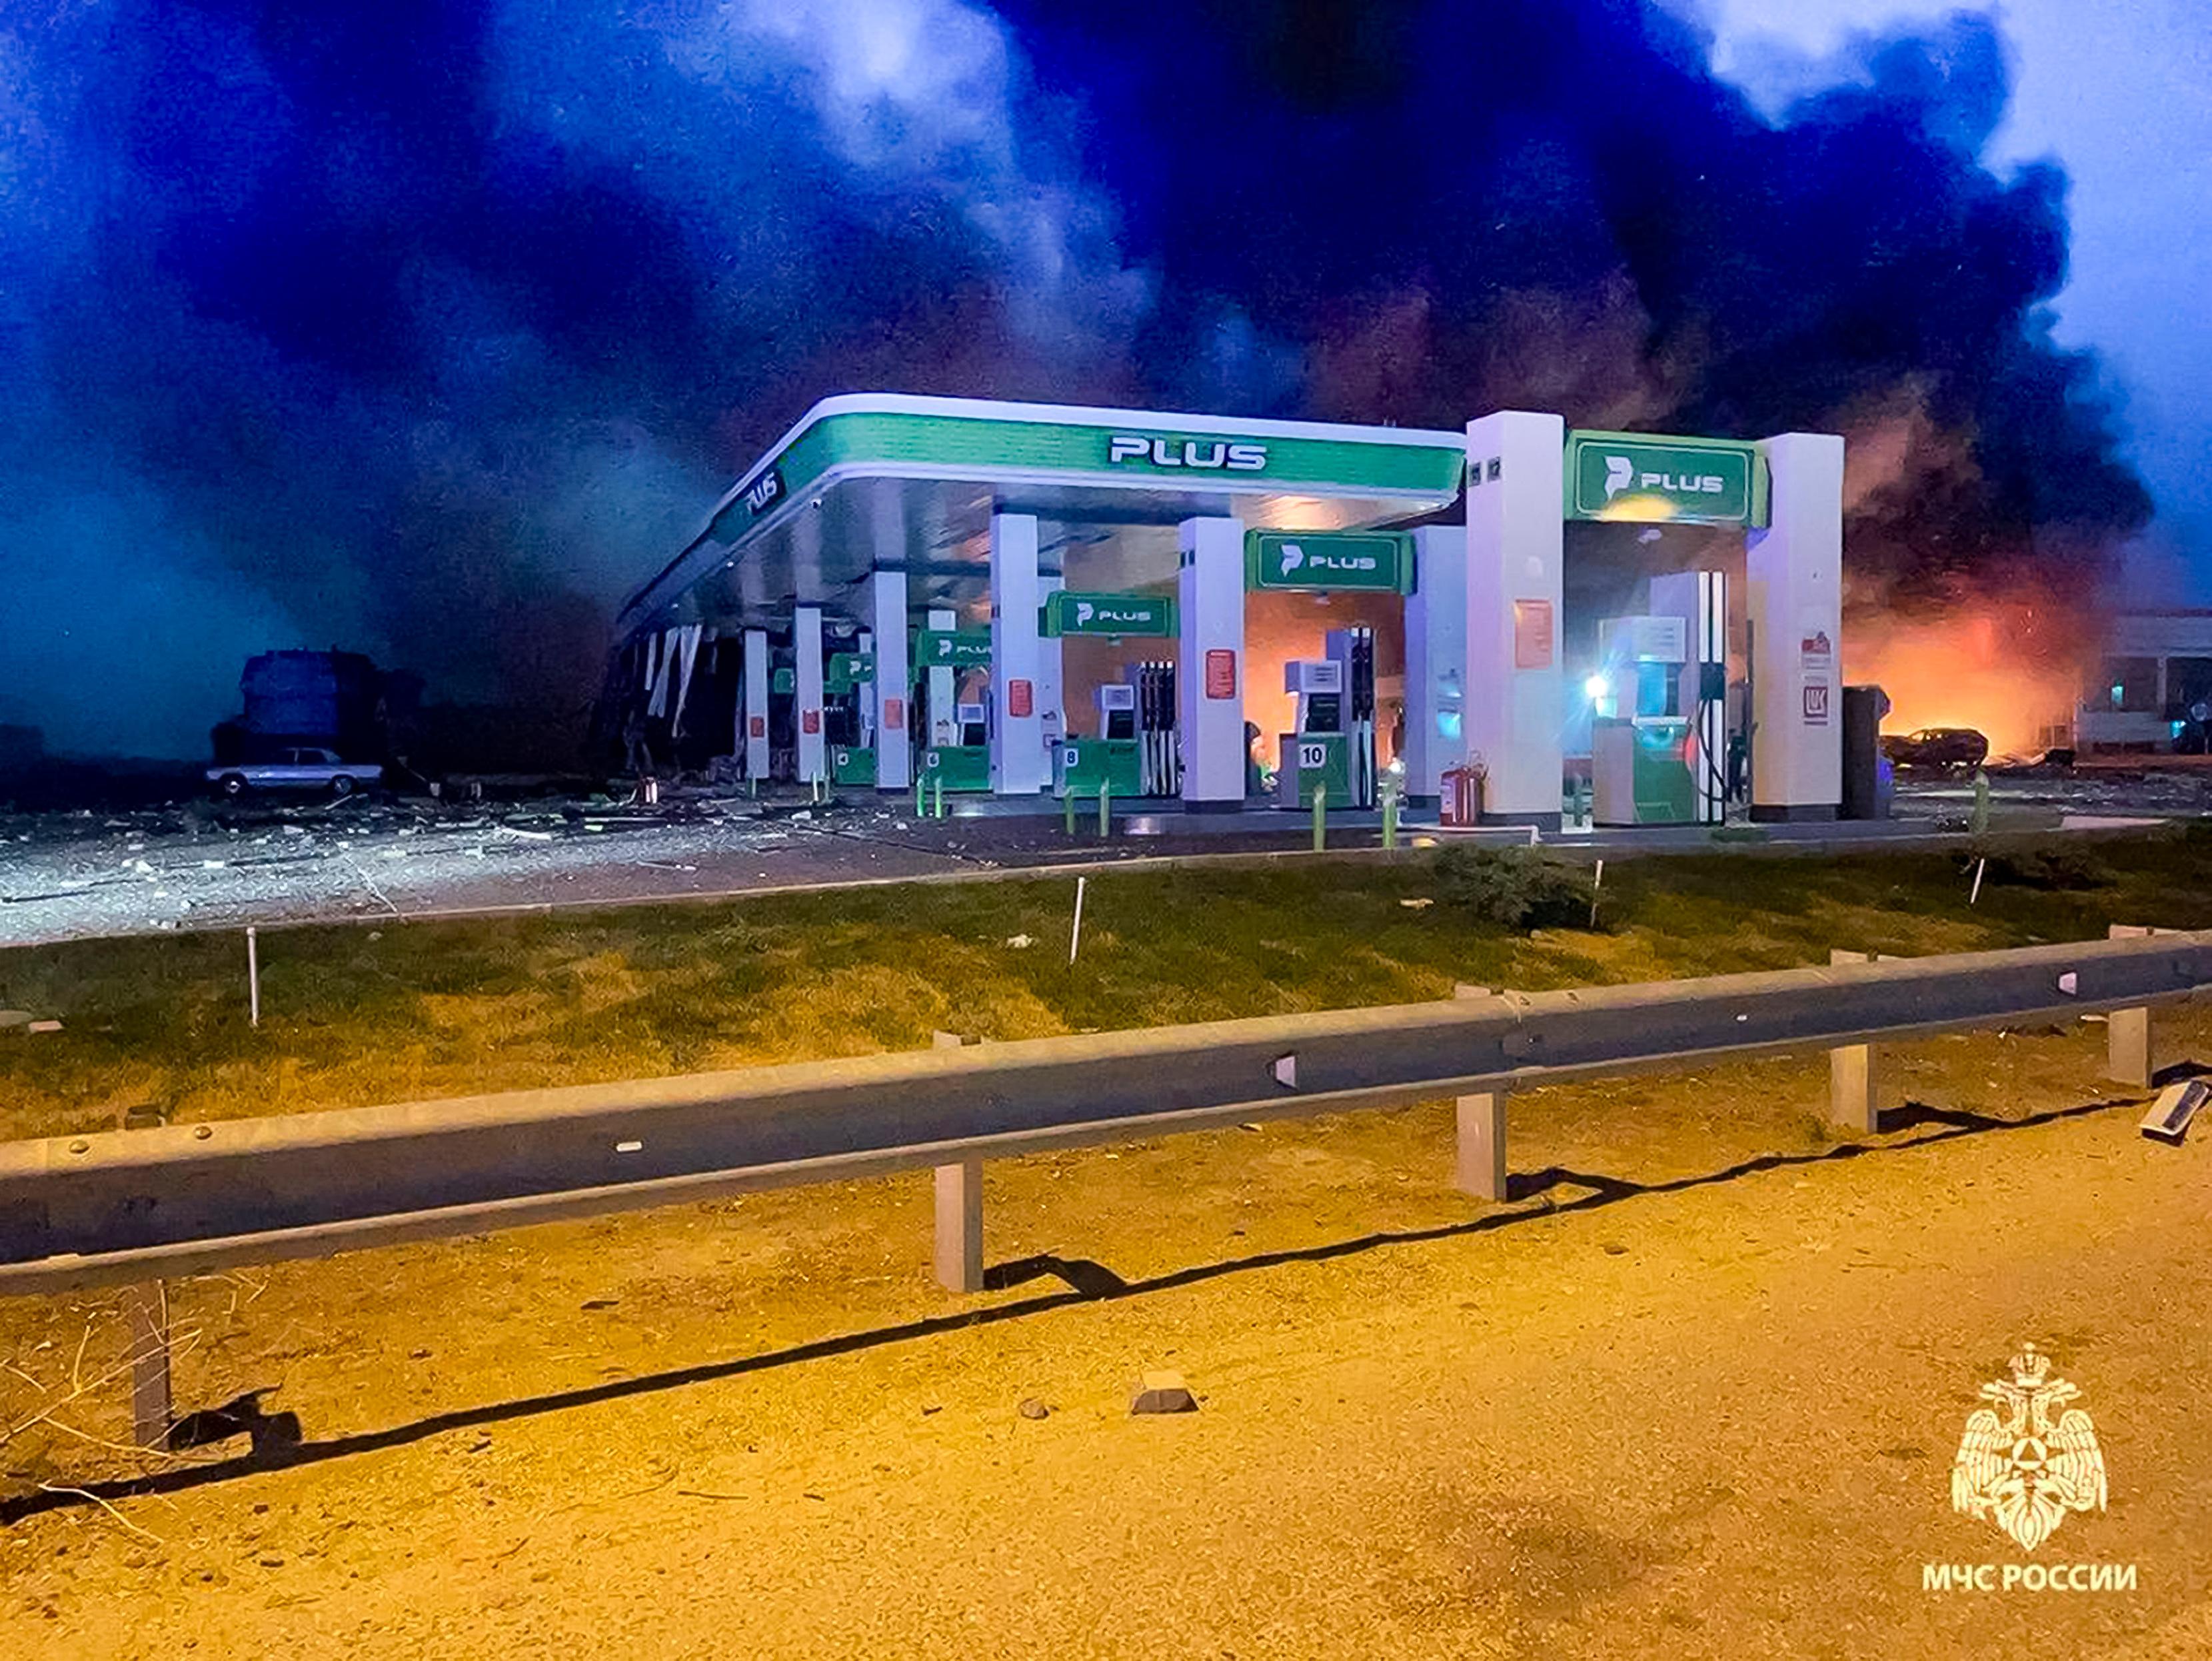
[616,393,1468,638]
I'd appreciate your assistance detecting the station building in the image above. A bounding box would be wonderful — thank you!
[609,394,1846,827]
[2076,611,2212,753]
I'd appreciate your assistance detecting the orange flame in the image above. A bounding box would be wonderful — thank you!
[1845,598,2083,758]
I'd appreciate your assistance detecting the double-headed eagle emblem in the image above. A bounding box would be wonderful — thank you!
[1951,1343,2107,1550]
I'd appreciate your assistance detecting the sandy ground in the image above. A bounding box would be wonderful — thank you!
[4,1004,2211,1658]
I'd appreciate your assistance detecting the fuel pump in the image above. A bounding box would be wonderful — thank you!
[1054,684,1141,799]
[768,656,798,782]
[1136,659,1181,797]
[1590,614,1695,825]
[914,627,993,792]
[825,641,876,786]
[1648,569,1729,825]
[1276,658,1351,809]
[1328,625,1378,809]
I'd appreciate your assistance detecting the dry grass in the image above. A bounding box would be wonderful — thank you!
[0,830,2207,1143]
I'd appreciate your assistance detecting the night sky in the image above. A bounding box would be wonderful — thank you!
[0,0,2171,757]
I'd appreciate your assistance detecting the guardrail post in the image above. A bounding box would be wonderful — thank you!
[119,1104,172,1448]
[2106,924,2157,1088]
[933,1158,984,1293]
[1827,950,1881,1133]
[121,1281,173,1450]
[1455,1090,1508,1202]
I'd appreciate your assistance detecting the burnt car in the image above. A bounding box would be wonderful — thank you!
[1879,727,1989,770]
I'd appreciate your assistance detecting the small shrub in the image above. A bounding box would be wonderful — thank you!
[1972,842,2112,891]
[1434,845,1599,931]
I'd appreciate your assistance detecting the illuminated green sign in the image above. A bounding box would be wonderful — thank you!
[1245,531,1412,593]
[1564,431,1767,527]
[914,630,991,668]
[1041,591,1177,637]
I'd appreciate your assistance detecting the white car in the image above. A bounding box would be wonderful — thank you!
[207,748,383,799]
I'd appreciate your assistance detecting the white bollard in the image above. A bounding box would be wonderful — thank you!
[1827,948,1880,1132]
[2106,924,2157,1088]
[933,1158,984,1293]
[1455,1090,1509,1201]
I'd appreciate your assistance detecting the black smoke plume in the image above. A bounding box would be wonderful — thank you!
[0,0,2146,757]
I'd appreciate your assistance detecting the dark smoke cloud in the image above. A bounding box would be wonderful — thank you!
[0,0,2146,756]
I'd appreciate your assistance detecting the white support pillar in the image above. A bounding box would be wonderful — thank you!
[1178,515,1246,811]
[1404,525,1468,806]
[1456,1090,1509,1201]
[872,569,912,791]
[794,605,826,787]
[1747,432,1844,821]
[1464,412,1566,828]
[741,627,770,780]
[926,607,956,747]
[933,1158,984,1293]
[1038,570,1066,754]
[989,512,1047,795]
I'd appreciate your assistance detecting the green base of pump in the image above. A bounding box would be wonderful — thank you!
[1276,731,1353,811]
[1054,738,1142,800]
[830,745,877,787]
[920,744,992,792]
[1592,718,1695,826]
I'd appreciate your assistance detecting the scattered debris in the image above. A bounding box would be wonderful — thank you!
[1130,1370,1197,1415]
[1399,896,1434,909]
[1017,1398,1052,1420]
[1004,933,1034,948]
[2141,1080,2210,1144]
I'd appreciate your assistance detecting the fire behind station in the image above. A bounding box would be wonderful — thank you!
[605,395,1873,829]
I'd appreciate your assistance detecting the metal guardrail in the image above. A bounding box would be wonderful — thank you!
[6,926,2206,1290]
[1,925,2202,1446]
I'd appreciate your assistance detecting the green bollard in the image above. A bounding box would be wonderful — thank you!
[1064,786,1076,837]
[1098,778,1110,838]
[1311,781,1326,852]
[934,773,946,821]
[1382,782,1399,850]
[914,767,924,818]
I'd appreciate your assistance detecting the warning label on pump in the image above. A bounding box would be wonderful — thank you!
[884,697,904,727]
[802,709,820,735]
[1205,649,1238,699]
[748,715,766,739]
[1007,679,1033,718]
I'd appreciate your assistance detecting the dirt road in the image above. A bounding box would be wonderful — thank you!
[5,1018,2211,1658]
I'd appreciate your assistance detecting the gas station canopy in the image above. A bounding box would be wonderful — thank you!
[616,394,1469,635]
[609,395,1847,830]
